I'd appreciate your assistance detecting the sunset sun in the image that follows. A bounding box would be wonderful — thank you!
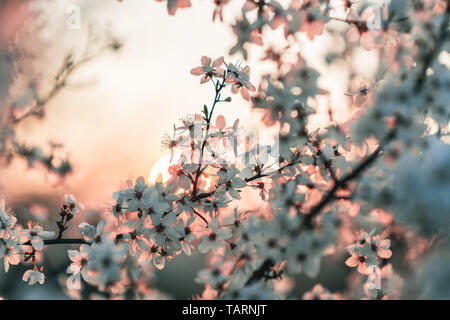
[148,151,181,184]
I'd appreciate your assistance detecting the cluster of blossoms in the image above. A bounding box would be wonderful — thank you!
[0,0,449,300]
[0,198,57,284]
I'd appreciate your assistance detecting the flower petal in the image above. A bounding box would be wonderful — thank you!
[213,56,224,67]
[31,237,44,251]
[345,255,359,267]
[201,56,212,66]
[190,66,204,76]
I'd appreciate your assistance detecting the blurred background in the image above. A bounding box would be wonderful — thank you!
[0,0,385,299]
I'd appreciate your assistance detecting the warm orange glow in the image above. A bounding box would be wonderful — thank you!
[200,173,214,191]
[148,150,216,195]
[148,151,181,184]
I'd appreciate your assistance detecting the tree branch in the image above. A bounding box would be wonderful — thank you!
[22,238,88,246]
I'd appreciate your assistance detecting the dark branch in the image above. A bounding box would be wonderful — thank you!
[22,238,89,246]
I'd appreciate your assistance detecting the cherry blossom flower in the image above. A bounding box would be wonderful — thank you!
[347,229,375,251]
[137,239,174,270]
[160,131,179,152]
[0,238,21,272]
[172,215,197,255]
[215,164,247,199]
[136,238,158,266]
[86,238,127,287]
[144,189,171,215]
[228,207,247,230]
[79,220,108,244]
[18,221,55,251]
[190,56,224,84]
[0,199,17,238]
[225,62,256,101]
[124,176,151,213]
[153,246,175,270]
[252,224,285,263]
[63,194,83,215]
[202,196,230,216]
[145,211,179,246]
[177,113,203,137]
[368,235,392,259]
[195,263,229,290]
[23,267,45,285]
[111,200,127,221]
[66,244,90,289]
[198,219,231,253]
[285,232,323,278]
[345,252,377,275]
[167,166,190,191]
